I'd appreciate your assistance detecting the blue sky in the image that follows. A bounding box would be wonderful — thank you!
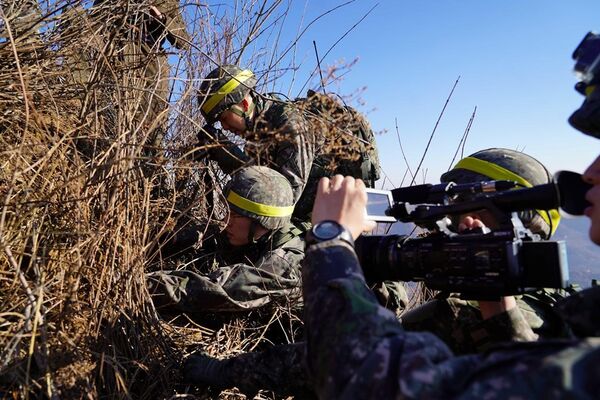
[225,0,600,188]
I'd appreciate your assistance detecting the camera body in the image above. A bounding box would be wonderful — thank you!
[573,32,600,84]
[356,221,569,298]
[357,174,589,297]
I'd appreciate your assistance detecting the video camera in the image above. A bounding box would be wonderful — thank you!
[569,31,600,137]
[573,32,600,85]
[356,171,592,297]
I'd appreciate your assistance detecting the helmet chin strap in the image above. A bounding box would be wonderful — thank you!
[247,220,259,245]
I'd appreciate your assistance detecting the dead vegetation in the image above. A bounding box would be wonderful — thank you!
[0,1,427,398]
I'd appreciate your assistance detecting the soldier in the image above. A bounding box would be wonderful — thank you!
[401,148,577,354]
[197,64,381,224]
[66,0,190,156]
[197,64,405,314]
[183,149,567,396]
[301,174,599,399]
[148,166,305,313]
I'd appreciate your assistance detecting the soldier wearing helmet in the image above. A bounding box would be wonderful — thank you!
[232,34,600,400]
[197,65,328,223]
[148,166,305,313]
[180,148,573,397]
[399,148,582,355]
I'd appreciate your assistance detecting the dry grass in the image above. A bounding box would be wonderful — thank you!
[0,1,428,398]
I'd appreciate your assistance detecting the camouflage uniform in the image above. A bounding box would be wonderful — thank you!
[149,166,305,313]
[148,224,304,313]
[203,91,321,222]
[198,65,378,223]
[66,1,189,153]
[401,291,575,355]
[400,148,568,353]
[303,240,600,399]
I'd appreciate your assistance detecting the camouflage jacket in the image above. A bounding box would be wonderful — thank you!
[209,94,324,222]
[303,240,600,399]
[148,223,305,313]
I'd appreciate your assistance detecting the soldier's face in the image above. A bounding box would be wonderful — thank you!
[219,108,247,135]
[583,154,600,245]
[225,211,253,246]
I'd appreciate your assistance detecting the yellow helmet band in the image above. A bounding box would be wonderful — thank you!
[227,190,294,218]
[201,69,254,115]
[452,157,561,235]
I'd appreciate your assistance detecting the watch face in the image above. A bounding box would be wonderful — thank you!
[314,221,341,240]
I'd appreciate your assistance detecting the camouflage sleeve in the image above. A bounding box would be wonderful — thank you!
[208,137,252,174]
[149,238,304,313]
[302,241,600,398]
[468,305,538,352]
[302,240,479,398]
[271,107,316,203]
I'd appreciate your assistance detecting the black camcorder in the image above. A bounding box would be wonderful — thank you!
[357,171,592,298]
[573,32,600,85]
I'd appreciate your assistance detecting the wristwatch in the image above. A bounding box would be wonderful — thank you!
[306,220,355,247]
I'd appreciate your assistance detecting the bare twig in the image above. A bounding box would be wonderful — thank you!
[410,76,460,185]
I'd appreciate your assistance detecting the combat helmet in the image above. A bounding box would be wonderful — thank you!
[225,166,294,230]
[441,148,561,238]
[198,65,257,124]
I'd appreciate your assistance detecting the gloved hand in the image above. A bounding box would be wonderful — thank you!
[197,124,223,146]
[182,353,231,388]
[194,124,222,161]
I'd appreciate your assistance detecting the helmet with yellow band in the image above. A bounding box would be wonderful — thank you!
[441,148,560,238]
[225,166,294,230]
[198,65,257,124]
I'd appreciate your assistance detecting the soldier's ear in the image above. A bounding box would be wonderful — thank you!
[241,98,250,112]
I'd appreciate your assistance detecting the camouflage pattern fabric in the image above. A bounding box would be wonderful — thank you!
[210,93,376,223]
[401,287,578,355]
[245,95,321,222]
[148,223,304,313]
[302,240,600,399]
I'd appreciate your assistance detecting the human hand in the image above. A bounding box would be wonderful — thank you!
[457,215,486,232]
[148,5,165,22]
[311,175,377,240]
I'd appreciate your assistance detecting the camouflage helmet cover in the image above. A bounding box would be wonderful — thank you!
[441,148,560,238]
[225,166,294,230]
[198,65,257,124]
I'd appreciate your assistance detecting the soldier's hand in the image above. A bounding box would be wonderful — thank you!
[312,175,376,240]
[198,124,222,145]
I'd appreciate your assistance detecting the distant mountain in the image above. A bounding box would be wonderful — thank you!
[378,217,600,288]
[553,217,600,287]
